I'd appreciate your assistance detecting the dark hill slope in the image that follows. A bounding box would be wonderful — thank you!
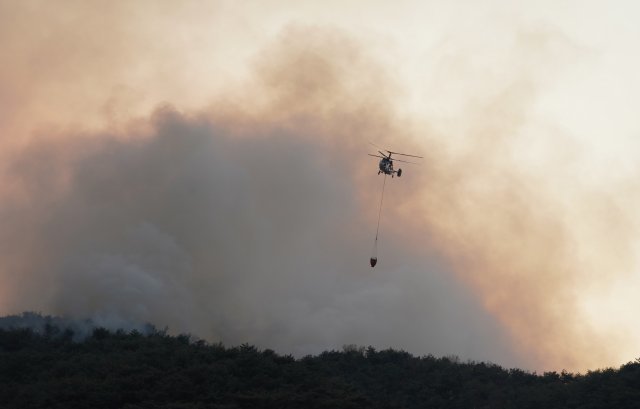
[1,327,639,408]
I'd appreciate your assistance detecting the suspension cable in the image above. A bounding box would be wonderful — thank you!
[371,174,387,267]
[375,174,387,240]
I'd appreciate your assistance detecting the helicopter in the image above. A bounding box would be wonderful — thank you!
[368,144,423,177]
[367,143,422,268]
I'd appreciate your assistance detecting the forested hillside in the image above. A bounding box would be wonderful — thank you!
[1,324,639,408]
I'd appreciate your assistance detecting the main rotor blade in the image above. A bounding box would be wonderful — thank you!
[387,151,423,159]
[393,158,419,164]
[368,154,385,159]
[369,142,421,158]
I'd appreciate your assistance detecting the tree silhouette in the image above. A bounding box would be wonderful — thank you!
[2,317,640,408]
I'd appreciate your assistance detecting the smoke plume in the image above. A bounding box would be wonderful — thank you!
[2,1,640,372]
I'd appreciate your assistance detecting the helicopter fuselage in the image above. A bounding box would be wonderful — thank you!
[378,157,394,175]
[377,157,403,177]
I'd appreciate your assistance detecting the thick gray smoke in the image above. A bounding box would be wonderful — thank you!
[0,17,533,368]
[0,312,155,341]
[0,103,522,366]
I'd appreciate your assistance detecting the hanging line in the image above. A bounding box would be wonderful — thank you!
[370,174,387,267]
[375,174,387,241]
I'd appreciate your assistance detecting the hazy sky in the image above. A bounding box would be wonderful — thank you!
[2,1,640,372]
